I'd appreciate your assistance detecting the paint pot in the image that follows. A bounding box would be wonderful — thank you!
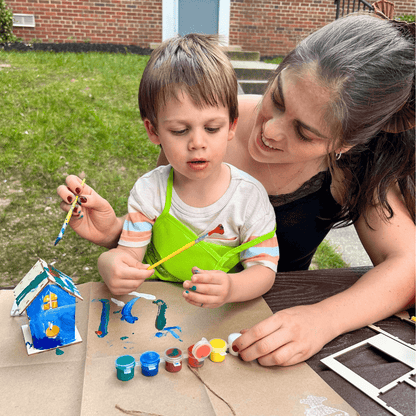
[209,338,227,362]
[228,333,242,356]
[192,337,213,361]
[115,355,136,381]
[188,344,204,368]
[140,351,160,377]
[164,347,183,373]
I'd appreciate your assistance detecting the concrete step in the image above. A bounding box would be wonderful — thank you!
[226,50,261,61]
[231,60,278,94]
[238,80,269,95]
[231,60,277,80]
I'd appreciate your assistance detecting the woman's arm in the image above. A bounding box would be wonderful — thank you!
[232,186,415,366]
[57,175,125,249]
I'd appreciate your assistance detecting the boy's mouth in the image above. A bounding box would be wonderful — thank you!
[188,159,208,170]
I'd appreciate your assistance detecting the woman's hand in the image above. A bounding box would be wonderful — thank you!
[182,267,232,308]
[232,304,334,366]
[97,247,154,295]
[57,175,123,248]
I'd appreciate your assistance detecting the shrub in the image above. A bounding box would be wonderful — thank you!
[396,15,415,23]
[0,0,17,43]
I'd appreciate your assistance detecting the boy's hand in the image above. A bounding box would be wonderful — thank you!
[98,248,154,295]
[57,175,122,248]
[182,267,232,308]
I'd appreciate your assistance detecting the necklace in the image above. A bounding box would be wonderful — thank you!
[266,163,306,196]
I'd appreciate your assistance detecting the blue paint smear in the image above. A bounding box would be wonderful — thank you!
[113,310,121,314]
[96,299,110,337]
[121,297,140,324]
[154,326,183,341]
[120,336,129,340]
[56,348,64,355]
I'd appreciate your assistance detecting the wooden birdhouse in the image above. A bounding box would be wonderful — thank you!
[12,259,83,354]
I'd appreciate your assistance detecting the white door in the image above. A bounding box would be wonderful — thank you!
[162,0,230,45]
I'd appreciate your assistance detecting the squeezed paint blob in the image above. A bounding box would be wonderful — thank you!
[120,336,129,341]
[56,348,64,355]
[153,299,167,330]
[96,299,110,338]
[121,297,140,324]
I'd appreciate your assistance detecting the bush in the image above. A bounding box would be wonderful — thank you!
[396,15,415,23]
[0,0,17,43]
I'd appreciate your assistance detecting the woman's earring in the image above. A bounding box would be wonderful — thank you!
[335,152,342,160]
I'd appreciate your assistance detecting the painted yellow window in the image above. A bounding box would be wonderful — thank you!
[43,292,58,310]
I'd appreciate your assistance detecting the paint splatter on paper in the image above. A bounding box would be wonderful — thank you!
[155,326,182,341]
[121,297,140,324]
[96,299,110,338]
[56,348,64,355]
[153,299,167,330]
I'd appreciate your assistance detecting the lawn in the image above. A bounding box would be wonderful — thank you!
[0,50,347,287]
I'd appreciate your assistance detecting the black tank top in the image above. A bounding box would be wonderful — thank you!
[269,170,342,272]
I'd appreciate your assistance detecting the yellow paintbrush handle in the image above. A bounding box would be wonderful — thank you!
[147,240,196,270]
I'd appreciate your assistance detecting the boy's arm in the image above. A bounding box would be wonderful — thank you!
[98,245,154,295]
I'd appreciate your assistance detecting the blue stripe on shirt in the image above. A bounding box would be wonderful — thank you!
[240,246,280,260]
[123,220,153,232]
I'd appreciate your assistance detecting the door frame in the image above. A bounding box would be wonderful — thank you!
[162,0,230,45]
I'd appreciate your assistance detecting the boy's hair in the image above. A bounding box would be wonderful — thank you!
[138,33,238,129]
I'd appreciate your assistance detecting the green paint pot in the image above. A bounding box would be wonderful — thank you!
[115,355,136,381]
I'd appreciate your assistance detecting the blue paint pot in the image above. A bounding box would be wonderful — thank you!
[115,355,136,381]
[140,351,160,377]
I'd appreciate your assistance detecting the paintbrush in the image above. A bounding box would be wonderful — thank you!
[147,224,224,270]
[54,178,86,246]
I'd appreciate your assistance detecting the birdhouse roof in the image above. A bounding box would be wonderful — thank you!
[13,258,83,313]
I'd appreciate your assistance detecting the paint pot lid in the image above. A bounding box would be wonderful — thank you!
[115,355,136,367]
[192,337,212,360]
[140,351,160,365]
[165,347,182,359]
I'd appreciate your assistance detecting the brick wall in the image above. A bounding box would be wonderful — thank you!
[229,0,416,56]
[7,0,163,45]
[6,0,415,56]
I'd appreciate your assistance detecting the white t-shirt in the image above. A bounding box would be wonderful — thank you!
[119,164,279,272]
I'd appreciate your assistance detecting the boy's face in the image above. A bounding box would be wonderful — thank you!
[144,91,237,183]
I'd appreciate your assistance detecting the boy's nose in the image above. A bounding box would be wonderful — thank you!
[188,131,207,149]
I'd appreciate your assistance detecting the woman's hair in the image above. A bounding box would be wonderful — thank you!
[138,33,238,129]
[269,13,415,225]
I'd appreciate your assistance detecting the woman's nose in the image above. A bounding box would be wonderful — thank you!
[263,118,286,142]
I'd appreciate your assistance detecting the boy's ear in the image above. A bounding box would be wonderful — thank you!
[228,118,238,141]
[144,119,160,145]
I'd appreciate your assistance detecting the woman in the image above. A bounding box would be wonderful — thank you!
[58,13,415,366]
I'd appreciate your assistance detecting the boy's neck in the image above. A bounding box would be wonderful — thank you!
[172,163,231,208]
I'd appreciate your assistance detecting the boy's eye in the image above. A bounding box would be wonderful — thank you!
[205,127,220,133]
[171,129,187,135]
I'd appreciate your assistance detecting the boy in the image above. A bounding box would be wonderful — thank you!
[98,34,279,308]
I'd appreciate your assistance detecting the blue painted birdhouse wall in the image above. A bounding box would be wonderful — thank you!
[26,284,76,350]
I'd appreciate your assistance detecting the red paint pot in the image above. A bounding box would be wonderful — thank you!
[164,347,182,373]
[188,344,204,368]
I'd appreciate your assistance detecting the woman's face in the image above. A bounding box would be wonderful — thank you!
[247,68,336,167]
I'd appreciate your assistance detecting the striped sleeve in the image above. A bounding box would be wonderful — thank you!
[240,235,279,272]
[118,211,155,248]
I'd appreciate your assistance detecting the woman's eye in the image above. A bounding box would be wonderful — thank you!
[271,92,284,110]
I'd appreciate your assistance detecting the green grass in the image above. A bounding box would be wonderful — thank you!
[0,50,347,287]
[311,240,349,270]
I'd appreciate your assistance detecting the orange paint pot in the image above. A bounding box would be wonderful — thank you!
[188,344,204,368]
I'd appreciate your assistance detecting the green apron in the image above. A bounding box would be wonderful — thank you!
[144,168,276,282]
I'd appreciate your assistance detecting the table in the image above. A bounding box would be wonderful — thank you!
[263,266,415,416]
